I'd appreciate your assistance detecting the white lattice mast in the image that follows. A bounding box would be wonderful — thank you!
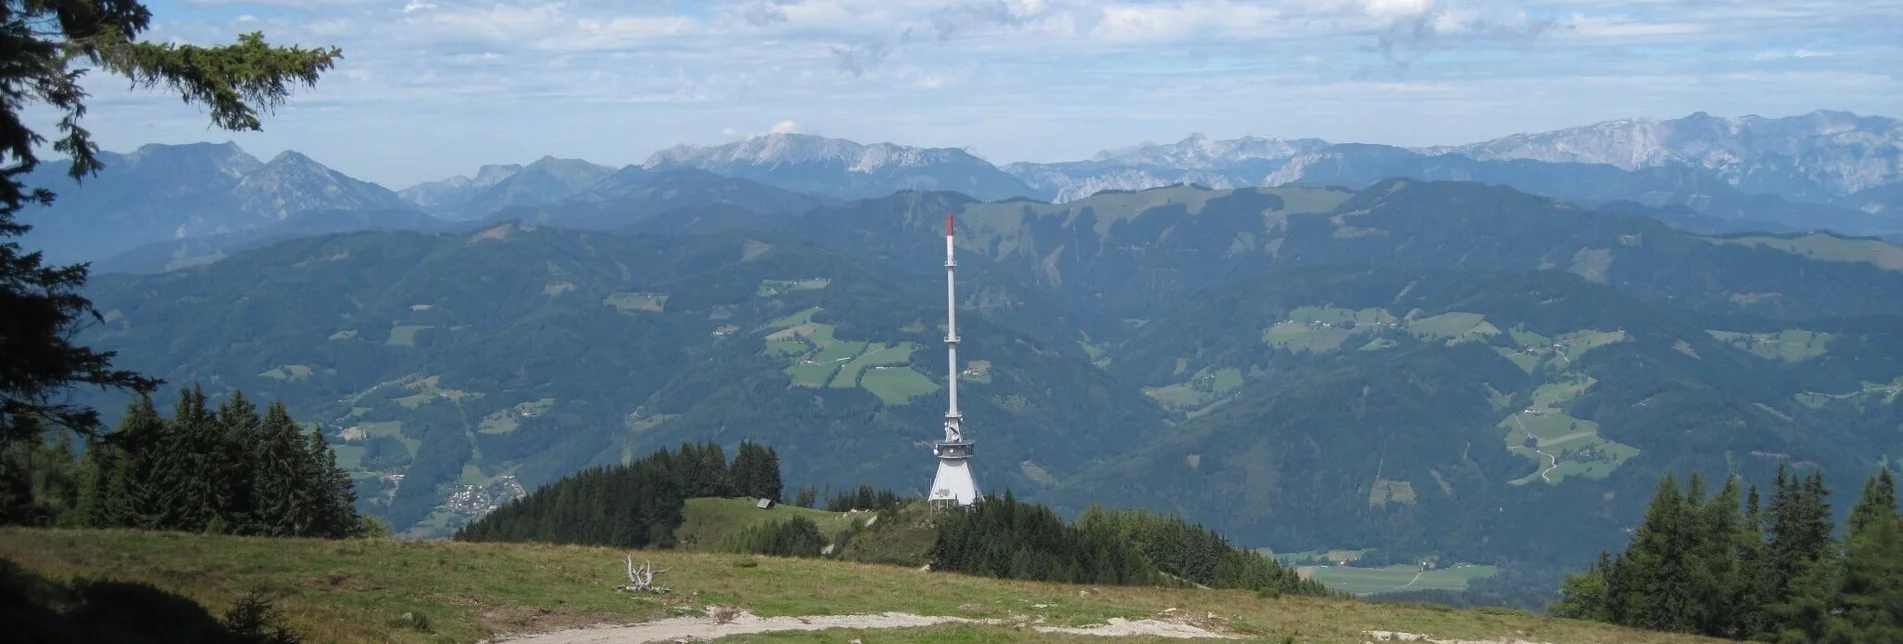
[928,213,980,506]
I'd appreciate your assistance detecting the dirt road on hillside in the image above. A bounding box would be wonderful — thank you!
[490,607,1236,643]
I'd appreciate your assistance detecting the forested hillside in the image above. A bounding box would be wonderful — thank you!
[76,223,1164,536]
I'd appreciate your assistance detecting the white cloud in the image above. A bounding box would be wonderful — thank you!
[770,119,800,134]
[25,0,1896,187]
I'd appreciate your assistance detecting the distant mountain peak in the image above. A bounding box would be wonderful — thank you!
[1089,134,1332,168]
[1426,109,1903,197]
[643,133,981,174]
[117,141,262,178]
[266,149,322,167]
[473,164,523,186]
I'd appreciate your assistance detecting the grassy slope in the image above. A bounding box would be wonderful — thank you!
[674,498,862,551]
[1,528,1720,644]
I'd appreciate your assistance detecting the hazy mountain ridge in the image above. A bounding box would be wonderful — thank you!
[1420,110,1903,200]
[27,109,1903,267]
[641,132,1042,202]
[17,142,420,264]
[397,163,524,213]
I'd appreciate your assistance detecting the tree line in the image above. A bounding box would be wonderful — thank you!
[932,492,1330,597]
[1075,506,1327,596]
[454,441,783,547]
[1553,465,1902,642]
[4,386,366,539]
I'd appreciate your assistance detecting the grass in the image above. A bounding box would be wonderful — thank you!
[674,498,863,551]
[478,398,555,435]
[1142,367,1246,414]
[604,292,668,313]
[1501,412,1641,485]
[1305,565,1500,596]
[758,278,832,297]
[1367,480,1416,507]
[1408,313,1498,344]
[1531,377,1594,408]
[1262,322,1363,353]
[862,368,941,404]
[0,526,1722,644]
[342,421,418,461]
[386,325,432,347]
[1494,346,1541,374]
[260,364,315,381]
[784,362,839,388]
[1706,329,1832,362]
[1554,330,1628,363]
[833,342,915,388]
[1705,233,1903,271]
[393,375,481,409]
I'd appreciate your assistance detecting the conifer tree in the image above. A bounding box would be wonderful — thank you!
[156,385,218,532]
[252,402,314,536]
[758,445,783,502]
[211,391,263,534]
[0,0,341,458]
[1831,472,1903,642]
[304,422,362,538]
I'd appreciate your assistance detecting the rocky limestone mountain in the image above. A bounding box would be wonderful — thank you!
[643,132,1041,202]
[452,156,617,219]
[1259,143,1903,236]
[1005,134,1331,202]
[1090,133,1333,169]
[223,151,411,219]
[402,157,616,221]
[1424,110,1903,201]
[16,142,427,264]
[398,164,524,214]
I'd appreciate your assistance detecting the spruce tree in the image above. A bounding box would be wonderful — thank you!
[252,402,314,536]
[759,446,783,502]
[1832,472,1903,642]
[304,422,362,538]
[1615,473,1696,632]
[729,442,761,498]
[211,391,264,534]
[1688,476,1745,638]
[1848,471,1898,536]
[157,385,219,532]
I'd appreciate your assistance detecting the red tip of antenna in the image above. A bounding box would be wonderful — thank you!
[945,214,955,237]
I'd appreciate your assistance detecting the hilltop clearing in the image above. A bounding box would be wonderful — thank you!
[0,528,1722,644]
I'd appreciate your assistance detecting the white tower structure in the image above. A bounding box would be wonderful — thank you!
[928,214,981,506]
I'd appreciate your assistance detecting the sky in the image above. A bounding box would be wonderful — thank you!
[22,0,1903,188]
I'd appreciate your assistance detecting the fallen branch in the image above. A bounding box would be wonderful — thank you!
[616,555,670,594]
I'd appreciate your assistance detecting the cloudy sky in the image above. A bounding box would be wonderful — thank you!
[28,0,1903,188]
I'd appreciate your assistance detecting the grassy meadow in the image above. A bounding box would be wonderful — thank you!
[1,527,1727,644]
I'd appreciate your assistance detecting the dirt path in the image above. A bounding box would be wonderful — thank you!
[1534,449,1558,482]
[492,608,1236,643]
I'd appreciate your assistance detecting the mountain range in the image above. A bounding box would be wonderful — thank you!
[17,110,1903,269]
[20,108,1903,593]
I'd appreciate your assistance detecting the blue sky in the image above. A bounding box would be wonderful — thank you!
[27,0,1903,188]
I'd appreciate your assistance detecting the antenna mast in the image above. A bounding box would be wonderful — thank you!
[928,214,979,506]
